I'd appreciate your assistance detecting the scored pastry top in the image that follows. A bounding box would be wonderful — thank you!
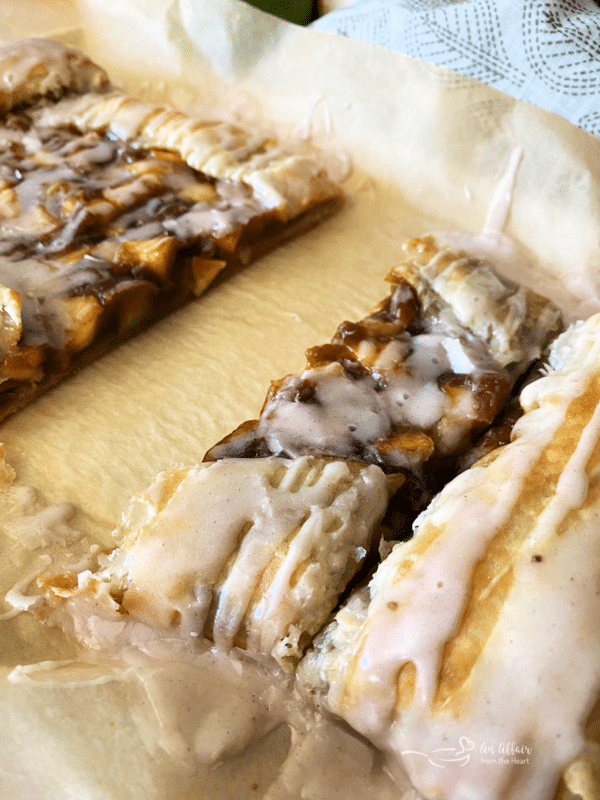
[0,38,339,219]
[39,456,391,670]
[37,91,340,219]
[0,38,342,421]
[392,234,561,372]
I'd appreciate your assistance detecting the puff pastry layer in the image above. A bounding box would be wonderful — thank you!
[40,456,390,670]
[0,38,342,421]
[299,314,600,800]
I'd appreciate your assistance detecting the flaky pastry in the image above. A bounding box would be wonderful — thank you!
[39,456,391,670]
[0,38,342,421]
[299,314,600,800]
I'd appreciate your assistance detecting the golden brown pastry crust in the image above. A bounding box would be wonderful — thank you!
[0,39,342,422]
[0,38,109,113]
[299,314,600,800]
[39,456,392,671]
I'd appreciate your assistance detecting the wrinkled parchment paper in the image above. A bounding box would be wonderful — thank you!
[2,1,600,798]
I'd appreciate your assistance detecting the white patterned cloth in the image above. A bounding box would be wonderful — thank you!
[312,0,600,135]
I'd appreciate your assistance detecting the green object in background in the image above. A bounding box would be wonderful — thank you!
[243,0,315,25]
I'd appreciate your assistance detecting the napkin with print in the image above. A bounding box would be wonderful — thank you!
[312,0,600,136]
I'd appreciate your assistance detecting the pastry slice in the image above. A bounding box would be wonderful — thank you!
[39,456,392,670]
[299,314,600,800]
[0,38,342,421]
[205,235,562,483]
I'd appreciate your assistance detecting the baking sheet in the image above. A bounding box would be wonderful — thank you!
[2,1,600,798]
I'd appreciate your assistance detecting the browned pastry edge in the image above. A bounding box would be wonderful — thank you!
[0,38,111,114]
[0,38,345,423]
[0,191,343,422]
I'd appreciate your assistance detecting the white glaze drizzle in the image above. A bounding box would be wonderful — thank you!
[209,223,560,472]
[7,659,78,681]
[0,553,52,619]
[0,38,109,114]
[210,279,517,470]
[0,476,79,551]
[0,106,266,352]
[107,457,388,667]
[35,90,337,217]
[320,314,600,799]
[4,501,78,550]
[258,332,478,467]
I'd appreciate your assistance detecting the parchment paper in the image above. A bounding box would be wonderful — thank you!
[1,2,600,798]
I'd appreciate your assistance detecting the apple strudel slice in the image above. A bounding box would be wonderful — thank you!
[298,314,600,800]
[39,456,392,670]
[0,38,342,421]
[205,235,562,483]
